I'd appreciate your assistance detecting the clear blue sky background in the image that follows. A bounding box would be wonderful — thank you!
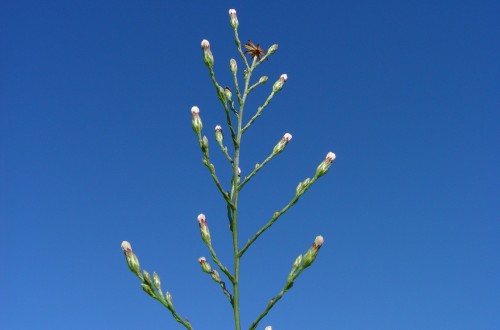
[1,0,499,329]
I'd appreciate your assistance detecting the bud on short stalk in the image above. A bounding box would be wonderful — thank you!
[198,257,212,273]
[121,241,141,277]
[272,74,288,93]
[191,106,203,135]
[230,58,237,74]
[315,152,336,178]
[267,44,278,55]
[215,125,223,144]
[302,236,324,269]
[228,9,238,28]
[273,133,292,154]
[197,213,211,245]
[201,39,214,69]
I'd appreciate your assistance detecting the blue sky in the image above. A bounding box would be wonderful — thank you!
[1,0,499,329]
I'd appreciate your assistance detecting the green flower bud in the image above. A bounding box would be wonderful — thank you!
[153,272,161,291]
[210,269,221,283]
[191,106,203,135]
[267,44,278,55]
[272,74,288,93]
[197,213,211,245]
[258,76,268,84]
[198,257,212,273]
[292,255,303,271]
[302,236,324,269]
[201,39,214,69]
[228,9,238,28]
[224,87,232,101]
[142,270,153,286]
[229,58,237,74]
[141,283,155,297]
[315,152,336,178]
[165,291,173,306]
[201,136,209,153]
[272,133,292,154]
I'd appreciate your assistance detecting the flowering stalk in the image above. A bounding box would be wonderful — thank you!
[121,8,337,330]
[120,241,193,330]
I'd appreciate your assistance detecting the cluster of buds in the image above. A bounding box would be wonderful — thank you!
[272,74,288,93]
[201,39,214,69]
[296,177,311,196]
[228,9,238,28]
[273,133,293,154]
[121,241,141,277]
[302,235,325,269]
[315,152,336,178]
[197,213,212,245]
[191,106,203,135]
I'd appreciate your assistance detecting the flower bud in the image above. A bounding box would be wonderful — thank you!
[191,106,203,135]
[268,44,278,55]
[141,283,155,297]
[142,270,153,286]
[302,235,324,269]
[292,255,303,270]
[315,151,336,178]
[215,125,223,144]
[273,133,293,154]
[153,272,161,291]
[258,76,268,84]
[224,87,232,101]
[228,9,238,28]
[201,136,209,153]
[197,213,211,245]
[210,269,221,282]
[265,327,273,330]
[121,241,141,276]
[165,291,173,306]
[296,177,311,195]
[230,58,237,74]
[201,39,214,68]
[198,257,212,273]
[237,167,241,177]
[272,74,288,93]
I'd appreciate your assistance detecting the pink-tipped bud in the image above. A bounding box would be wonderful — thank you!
[121,241,132,254]
[315,151,336,178]
[197,213,211,245]
[228,9,238,28]
[215,125,223,144]
[273,132,293,154]
[201,39,214,68]
[121,241,141,276]
[191,106,203,135]
[272,74,288,93]
[198,256,212,273]
[302,235,325,269]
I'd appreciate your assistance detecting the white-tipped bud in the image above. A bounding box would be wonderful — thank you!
[273,132,293,154]
[272,74,288,93]
[265,326,273,330]
[215,125,223,144]
[197,213,211,245]
[121,241,141,276]
[228,9,238,28]
[121,241,132,254]
[198,257,212,273]
[302,235,325,269]
[191,106,203,135]
[315,151,336,178]
[201,39,214,68]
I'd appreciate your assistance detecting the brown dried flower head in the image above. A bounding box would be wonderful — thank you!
[244,40,266,60]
